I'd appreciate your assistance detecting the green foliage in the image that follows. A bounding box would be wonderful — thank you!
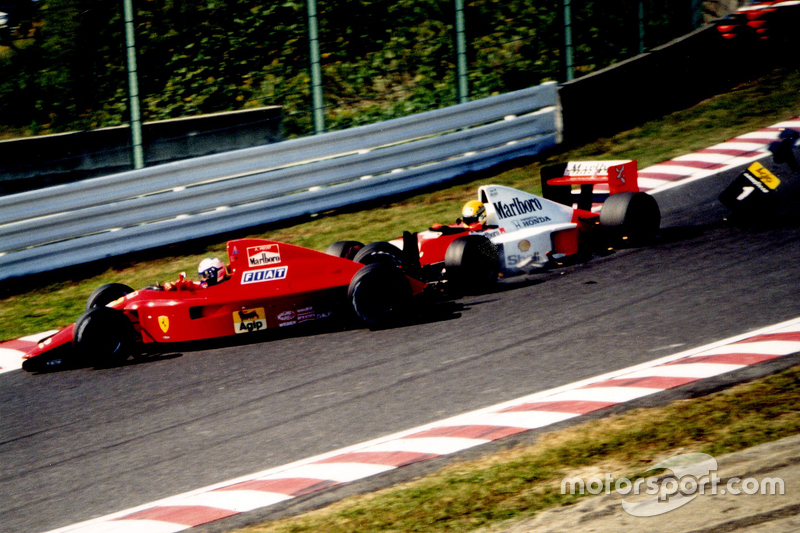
[0,0,698,137]
[0,0,125,131]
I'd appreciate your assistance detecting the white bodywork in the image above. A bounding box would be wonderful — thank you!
[390,185,580,275]
[478,185,576,274]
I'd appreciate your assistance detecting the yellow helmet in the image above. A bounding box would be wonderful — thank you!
[461,200,486,224]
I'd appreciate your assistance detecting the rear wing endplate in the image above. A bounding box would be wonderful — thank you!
[541,160,639,209]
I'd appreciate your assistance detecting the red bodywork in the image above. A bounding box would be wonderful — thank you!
[546,160,639,195]
[716,1,800,40]
[23,238,425,367]
[415,224,480,266]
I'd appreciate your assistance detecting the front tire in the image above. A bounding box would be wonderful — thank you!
[444,235,499,293]
[325,240,365,260]
[86,283,134,310]
[599,191,660,244]
[73,307,136,367]
[348,263,412,327]
[352,241,404,266]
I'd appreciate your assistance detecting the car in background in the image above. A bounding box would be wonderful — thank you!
[715,0,800,41]
[719,129,800,220]
[328,160,660,292]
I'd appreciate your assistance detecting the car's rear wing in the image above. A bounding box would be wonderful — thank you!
[541,160,639,210]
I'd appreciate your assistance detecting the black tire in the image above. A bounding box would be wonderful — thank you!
[325,240,365,260]
[86,283,134,310]
[73,307,136,367]
[444,235,499,293]
[599,191,661,244]
[348,263,412,327]
[352,241,404,266]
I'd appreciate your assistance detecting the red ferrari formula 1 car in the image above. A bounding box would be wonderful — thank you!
[328,160,660,291]
[22,238,425,372]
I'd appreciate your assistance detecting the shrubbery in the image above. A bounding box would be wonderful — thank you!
[0,0,698,138]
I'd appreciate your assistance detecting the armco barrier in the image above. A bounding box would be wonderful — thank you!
[0,107,284,195]
[0,82,560,281]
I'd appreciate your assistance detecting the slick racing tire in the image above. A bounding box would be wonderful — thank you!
[599,191,660,245]
[73,307,136,367]
[444,235,500,293]
[86,283,134,310]
[352,241,404,267]
[348,263,412,327]
[325,240,365,261]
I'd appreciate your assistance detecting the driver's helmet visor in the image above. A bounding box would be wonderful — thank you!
[200,266,219,282]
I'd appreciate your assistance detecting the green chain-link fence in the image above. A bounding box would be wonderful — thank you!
[0,0,718,144]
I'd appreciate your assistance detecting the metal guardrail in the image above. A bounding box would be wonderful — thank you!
[0,82,561,281]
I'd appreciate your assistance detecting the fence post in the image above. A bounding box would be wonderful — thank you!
[691,0,704,29]
[563,0,574,81]
[638,0,645,54]
[123,0,144,169]
[454,0,469,104]
[307,0,325,134]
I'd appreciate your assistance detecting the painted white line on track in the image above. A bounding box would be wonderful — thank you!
[621,363,745,379]
[161,491,290,513]
[0,330,59,374]
[735,131,780,140]
[450,410,579,430]
[264,463,395,483]
[672,153,746,164]
[70,521,186,533]
[701,340,800,356]
[641,164,709,175]
[635,177,671,189]
[533,386,663,403]
[705,141,769,152]
[363,437,486,455]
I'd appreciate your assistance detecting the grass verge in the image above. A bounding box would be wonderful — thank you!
[1,67,800,339]
[232,363,800,533]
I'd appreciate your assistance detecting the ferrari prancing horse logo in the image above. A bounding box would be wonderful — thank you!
[158,316,170,333]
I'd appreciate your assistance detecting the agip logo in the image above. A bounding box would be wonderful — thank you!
[233,308,267,334]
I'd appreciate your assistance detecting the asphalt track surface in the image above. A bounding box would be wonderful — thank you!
[2,157,800,533]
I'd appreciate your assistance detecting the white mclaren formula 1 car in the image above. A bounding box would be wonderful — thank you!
[328,160,661,290]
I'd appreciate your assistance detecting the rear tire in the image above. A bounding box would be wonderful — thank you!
[325,240,364,260]
[599,191,660,244]
[352,241,404,266]
[73,307,136,367]
[348,263,412,327]
[86,283,134,310]
[444,235,499,293]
